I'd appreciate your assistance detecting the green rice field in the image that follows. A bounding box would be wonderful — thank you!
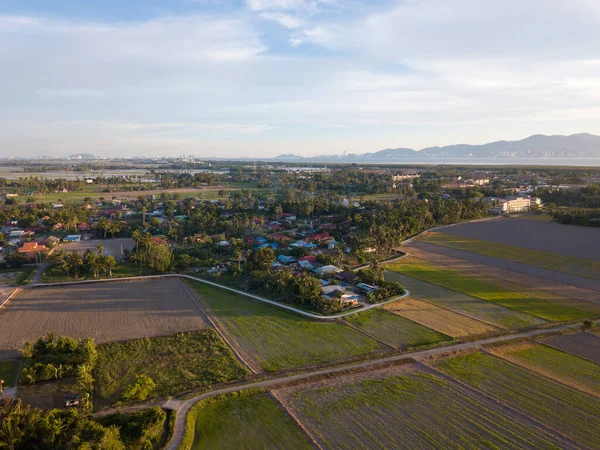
[387,260,591,322]
[435,352,600,448]
[283,369,570,449]
[385,271,545,329]
[188,282,387,372]
[345,309,452,349]
[183,391,312,450]
[422,232,600,280]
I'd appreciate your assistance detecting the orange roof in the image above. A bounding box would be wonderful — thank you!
[18,242,47,253]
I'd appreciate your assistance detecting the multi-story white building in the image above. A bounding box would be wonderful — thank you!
[489,196,542,214]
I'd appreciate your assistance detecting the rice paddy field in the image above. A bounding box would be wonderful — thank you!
[386,259,592,322]
[422,231,600,280]
[95,330,249,406]
[434,352,600,448]
[187,282,387,372]
[276,365,573,449]
[384,298,498,338]
[345,308,452,349]
[490,342,600,396]
[541,332,600,364]
[184,391,313,450]
[384,271,544,329]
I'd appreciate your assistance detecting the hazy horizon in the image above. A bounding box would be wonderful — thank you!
[1,1,600,158]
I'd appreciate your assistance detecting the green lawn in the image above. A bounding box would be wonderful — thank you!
[95,330,249,406]
[188,282,387,372]
[435,352,600,449]
[494,342,600,396]
[42,261,153,283]
[385,271,545,329]
[0,360,20,388]
[285,370,569,449]
[183,391,313,450]
[346,309,452,349]
[386,260,591,322]
[422,232,600,280]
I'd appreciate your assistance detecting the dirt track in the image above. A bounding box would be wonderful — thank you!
[0,278,210,359]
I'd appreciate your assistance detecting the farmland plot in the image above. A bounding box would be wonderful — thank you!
[422,230,600,280]
[185,391,312,450]
[346,308,451,348]
[385,271,543,329]
[0,278,210,360]
[434,352,600,448]
[188,282,386,372]
[387,259,591,322]
[277,365,573,450]
[542,332,600,364]
[491,342,600,396]
[384,298,498,337]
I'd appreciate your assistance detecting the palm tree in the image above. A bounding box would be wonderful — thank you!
[96,243,104,257]
[102,256,117,277]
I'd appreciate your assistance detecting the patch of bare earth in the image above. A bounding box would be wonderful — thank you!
[0,278,210,360]
[406,242,600,311]
[541,332,600,364]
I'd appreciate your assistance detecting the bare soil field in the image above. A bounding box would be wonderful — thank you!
[384,298,498,338]
[0,278,210,360]
[384,271,544,329]
[437,217,600,261]
[274,363,574,449]
[541,332,600,364]
[411,240,600,294]
[406,242,600,312]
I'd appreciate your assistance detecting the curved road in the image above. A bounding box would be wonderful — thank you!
[164,321,585,449]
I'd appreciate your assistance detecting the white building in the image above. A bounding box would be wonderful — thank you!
[489,196,542,214]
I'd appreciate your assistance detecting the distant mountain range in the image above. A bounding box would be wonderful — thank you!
[275,134,600,162]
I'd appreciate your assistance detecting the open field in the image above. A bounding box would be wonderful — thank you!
[58,238,135,258]
[422,228,600,280]
[345,308,452,348]
[387,258,591,322]
[0,278,210,359]
[406,241,600,307]
[384,298,498,337]
[490,342,600,396]
[183,391,312,450]
[434,351,600,448]
[188,281,387,372]
[432,217,600,261]
[385,271,545,329]
[276,364,573,449]
[541,332,600,364]
[95,330,249,407]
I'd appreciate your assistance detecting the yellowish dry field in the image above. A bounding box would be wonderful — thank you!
[384,298,498,338]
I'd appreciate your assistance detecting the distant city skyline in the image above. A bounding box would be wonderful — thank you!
[1,0,600,158]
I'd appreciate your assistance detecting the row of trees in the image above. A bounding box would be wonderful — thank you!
[55,249,117,279]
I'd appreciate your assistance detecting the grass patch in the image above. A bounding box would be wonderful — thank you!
[42,261,153,283]
[0,360,19,387]
[285,370,567,449]
[435,352,600,448]
[422,232,600,280]
[188,281,386,372]
[181,390,313,450]
[493,342,600,396]
[385,270,544,329]
[95,330,249,407]
[387,260,591,322]
[346,308,452,348]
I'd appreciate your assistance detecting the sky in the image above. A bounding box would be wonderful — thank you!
[1,0,599,158]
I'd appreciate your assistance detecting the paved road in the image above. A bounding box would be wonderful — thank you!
[32,263,49,284]
[27,273,410,321]
[164,321,584,450]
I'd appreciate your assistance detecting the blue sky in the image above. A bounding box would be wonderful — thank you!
[1,0,599,158]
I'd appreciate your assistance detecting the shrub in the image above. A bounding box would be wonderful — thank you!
[122,375,156,402]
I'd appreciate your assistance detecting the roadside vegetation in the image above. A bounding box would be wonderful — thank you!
[95,330,249,406]
[387,259,592,322]
[189,282,387,372]
[0,361,19,388]
[181,390,313,450]
[434,351,600,448]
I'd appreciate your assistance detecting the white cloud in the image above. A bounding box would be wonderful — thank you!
[259,12,304,28]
